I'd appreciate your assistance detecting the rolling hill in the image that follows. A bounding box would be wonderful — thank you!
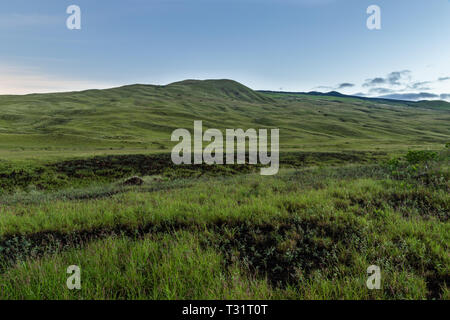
[0,79,449,160]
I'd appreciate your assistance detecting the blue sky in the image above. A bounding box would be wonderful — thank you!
[0,0,449,100]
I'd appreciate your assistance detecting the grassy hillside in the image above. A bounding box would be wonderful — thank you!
[0,80,448,300]
[0,79,448,161]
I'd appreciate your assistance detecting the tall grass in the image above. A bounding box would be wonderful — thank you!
[0,152,448,299]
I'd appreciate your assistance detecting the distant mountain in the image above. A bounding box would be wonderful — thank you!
[378,93,447,101]
[257,90,450,110]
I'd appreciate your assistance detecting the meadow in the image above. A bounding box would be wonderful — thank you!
[0,80,448,299]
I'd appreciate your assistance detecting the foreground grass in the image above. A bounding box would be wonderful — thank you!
[0,230,434,300]
[0,232,276,300]
[0,153,448,299]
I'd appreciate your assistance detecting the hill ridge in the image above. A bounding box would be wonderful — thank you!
[258,89,450,110]
[0,78,449,160]
[1,79,448,110]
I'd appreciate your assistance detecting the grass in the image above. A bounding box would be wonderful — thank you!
[0,80,449,300]
[0,149,448,299]
[0,232,277,300]
[0,150,387,194]
[0,80,448,161]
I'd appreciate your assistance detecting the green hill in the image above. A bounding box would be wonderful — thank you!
[0,79,449,160]
[167,79,272,103]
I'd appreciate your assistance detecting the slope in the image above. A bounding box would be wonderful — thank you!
[0,79,448,160]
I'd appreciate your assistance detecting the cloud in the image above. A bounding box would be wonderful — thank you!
[311,85,333,91]
[363,77,386,87]
[387,70,411,85]
[337,83,354,89]
[408,81,432,91]
[314,82,354,92]
[440,94,450,100]
[368,87,394,94]
[438,77,450,81]
[378,92,439,101]
[363,70,411,87]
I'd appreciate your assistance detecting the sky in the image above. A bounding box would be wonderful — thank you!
[0,0,449,100]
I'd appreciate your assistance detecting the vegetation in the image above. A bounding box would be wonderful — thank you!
[0,80,448,161]
[0,80,448,299]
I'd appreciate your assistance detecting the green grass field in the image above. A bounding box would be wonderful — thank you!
[0,80,448,299]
